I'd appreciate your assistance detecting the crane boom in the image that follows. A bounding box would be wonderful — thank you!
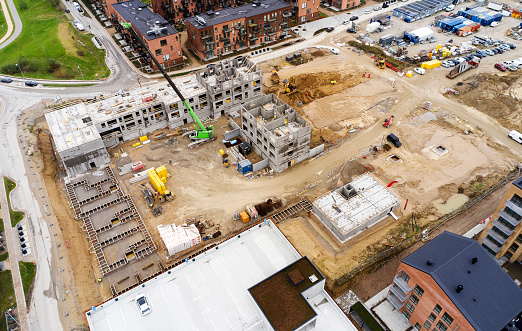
[125,24,213,139]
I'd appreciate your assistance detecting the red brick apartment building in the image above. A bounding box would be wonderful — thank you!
[479,176,522,263]
[322,0,360,11]
[112,0,183,70]
[186,0,291,61]
[151,0,242,24]
[289,0,320,22]
[387,231,522,331]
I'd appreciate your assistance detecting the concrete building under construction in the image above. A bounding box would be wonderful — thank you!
[238,94,312,172]
[45,57,262,177]
[313,173,400,243]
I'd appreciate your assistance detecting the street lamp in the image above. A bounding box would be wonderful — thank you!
[77,65,85,80]
[15,63,25,79]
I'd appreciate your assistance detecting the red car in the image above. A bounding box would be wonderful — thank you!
[494,63,507,71]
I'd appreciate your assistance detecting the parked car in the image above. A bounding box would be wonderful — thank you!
[364,9,371,14]
[495,48,504,54]
[509,130,522,144]
[491,21,499,27]
[349,16,359,21]
[414,67,425,75]
[455,57,466,63]
[494,63,507,71]
[374,5,382,10]
[473,52,483,58]
[346,28,356,33]
[25,81,38,87]
[0,78,12,83]
[507,43,516,49]
[326,27,334,32]
[491,48,499,54]
[65,8,70,13]
[387,133,402,148]
[73,1,82,11]
[73,21,85,31]
[450,59,460,65]
[342,20,350,25]
[507,65,518,71]
[500,44,511,51]
[502,60,514,67]
[441,60,453,67]
[485,49,495,56]
[445,4,455,11]
[135,294,151,316]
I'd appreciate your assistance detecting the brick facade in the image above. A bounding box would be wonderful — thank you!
[112,0,183,71]
[290,0,320,23]
[186,0,291,61]
[322,0,361,11]
[151,0,242,24]
[389,263,474,331]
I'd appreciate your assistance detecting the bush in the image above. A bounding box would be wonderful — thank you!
[77,50,85,57]
[1,64,19,75]
[47,58,61,73]
[19,0,27,10]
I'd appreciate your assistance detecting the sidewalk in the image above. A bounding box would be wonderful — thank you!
[0,179,29,331]
[0,0,14,45]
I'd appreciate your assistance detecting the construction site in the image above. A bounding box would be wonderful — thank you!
[17,24,522,327]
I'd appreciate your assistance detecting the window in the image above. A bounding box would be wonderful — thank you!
[155,49,162,56]
[163,54,170,61]
[424,320,432,329]
[306,8,311,14]
[509,242,519,252]
[399,270,410,283]
[414,285,424,297]
[302,2,307,8]
[160,39,167,46]
[402,309,411,320]
[492,226,509,239]
[516,234,522,244]
[178,51,181,56]
[405,302,415,313]
[504,207,521,221]
[441,313,453,326]
[428,313,437,322]
[482,243,496,255]
[436,321,448,331]
[433,304,442,315]
[410,294,419,305]
[511,194,522,208]
[497,217,515,230]
[414,323,421,331]
[486,235,502,247]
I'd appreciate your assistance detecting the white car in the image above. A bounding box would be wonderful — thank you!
[73,21,85,31]
[414,67,425,75]
[364,9,371,14]
[445,4,455,11]
[135,294,151,316]
[491,21,499,27]
[499,44,511,51]
[455,57,466,63]
[441,60,452,68]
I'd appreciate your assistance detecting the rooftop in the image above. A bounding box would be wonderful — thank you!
[46,78,205,151]
[402,231,522,331]
[186,0,290,30]
[249,257,324,331]
[314,173,400,237]
[112,0,178,40]
[85,220,356,331]
[514,176,522,190]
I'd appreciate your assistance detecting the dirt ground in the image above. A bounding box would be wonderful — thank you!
[451,73,522,132]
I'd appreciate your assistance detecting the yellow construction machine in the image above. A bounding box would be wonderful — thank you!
[376,59,386,69]
[271,70,280,85]
[284,76,298,95]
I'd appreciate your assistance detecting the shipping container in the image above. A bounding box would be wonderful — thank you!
[421,59,442,69]
[238,159,253,175]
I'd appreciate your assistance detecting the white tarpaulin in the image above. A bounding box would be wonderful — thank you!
[487,2,502,11]
[366,22,381,33]
[158,224,201,256]
[410,27,433,41]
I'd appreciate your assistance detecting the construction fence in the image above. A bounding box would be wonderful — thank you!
[334,166,522,287]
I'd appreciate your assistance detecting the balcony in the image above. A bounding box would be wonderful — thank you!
[389,284,409,302]
[268,17,276,22]
[223,26,230,32]
[249,36,257,41]
[283,12,291,17]
[393,276,412,294]
[201,34,212,39]
[499,209,521,227]
[482,236,502,253]
[505,200,522,219]
[249,23,258,28]
[487,228,509,245]
[268,31,276,36]
[205,40,216,45]
[492,219,514,236]
[387,291,406,310]
[219,36,230,42]
[280,21,288,26]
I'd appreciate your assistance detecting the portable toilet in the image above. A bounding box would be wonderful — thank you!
[239,211,250,223]
[238,159,253,175]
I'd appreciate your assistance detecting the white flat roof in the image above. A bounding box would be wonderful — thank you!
[86,221,356,331]
[314,173,399,235]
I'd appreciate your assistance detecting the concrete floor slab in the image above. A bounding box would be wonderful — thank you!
[373,300,411,331]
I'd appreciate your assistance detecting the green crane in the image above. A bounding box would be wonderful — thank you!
[123,23,214,145]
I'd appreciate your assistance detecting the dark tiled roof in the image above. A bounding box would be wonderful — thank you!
[402,231,522,331]
[186,0,290,29]
[112,0,178,41]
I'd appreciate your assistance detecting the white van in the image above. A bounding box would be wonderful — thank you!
[73,2,83,12]
[509,130,522,144]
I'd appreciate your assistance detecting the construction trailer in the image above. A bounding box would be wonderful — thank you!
[403,27,434,44]
[238,94,312,173]
[393,0,452,22]
[312,173,400,243]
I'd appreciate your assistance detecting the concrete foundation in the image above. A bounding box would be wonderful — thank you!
[313,173,400,243]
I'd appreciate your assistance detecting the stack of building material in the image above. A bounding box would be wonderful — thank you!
[119,163,134,176]
[457,7,502,26]
[129,167,154,184]
[158,224,201,256]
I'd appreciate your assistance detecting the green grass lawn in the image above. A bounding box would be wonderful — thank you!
[0,252,8,262]
[19,262,36,305]
[0,270,17,331]
[0,4,7,41]
[0,0,108,80]
[4,178,25,227]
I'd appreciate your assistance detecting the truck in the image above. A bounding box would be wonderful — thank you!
[509,130,522,144]
[446,57,480,79]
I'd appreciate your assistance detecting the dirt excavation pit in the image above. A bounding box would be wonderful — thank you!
[451,73,522,131]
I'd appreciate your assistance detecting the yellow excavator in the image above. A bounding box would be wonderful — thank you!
[284,76,298,95]
[271,70,280,85]
[376,59,386,69]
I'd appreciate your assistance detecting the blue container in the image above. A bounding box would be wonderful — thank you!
[238,159,253,175]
